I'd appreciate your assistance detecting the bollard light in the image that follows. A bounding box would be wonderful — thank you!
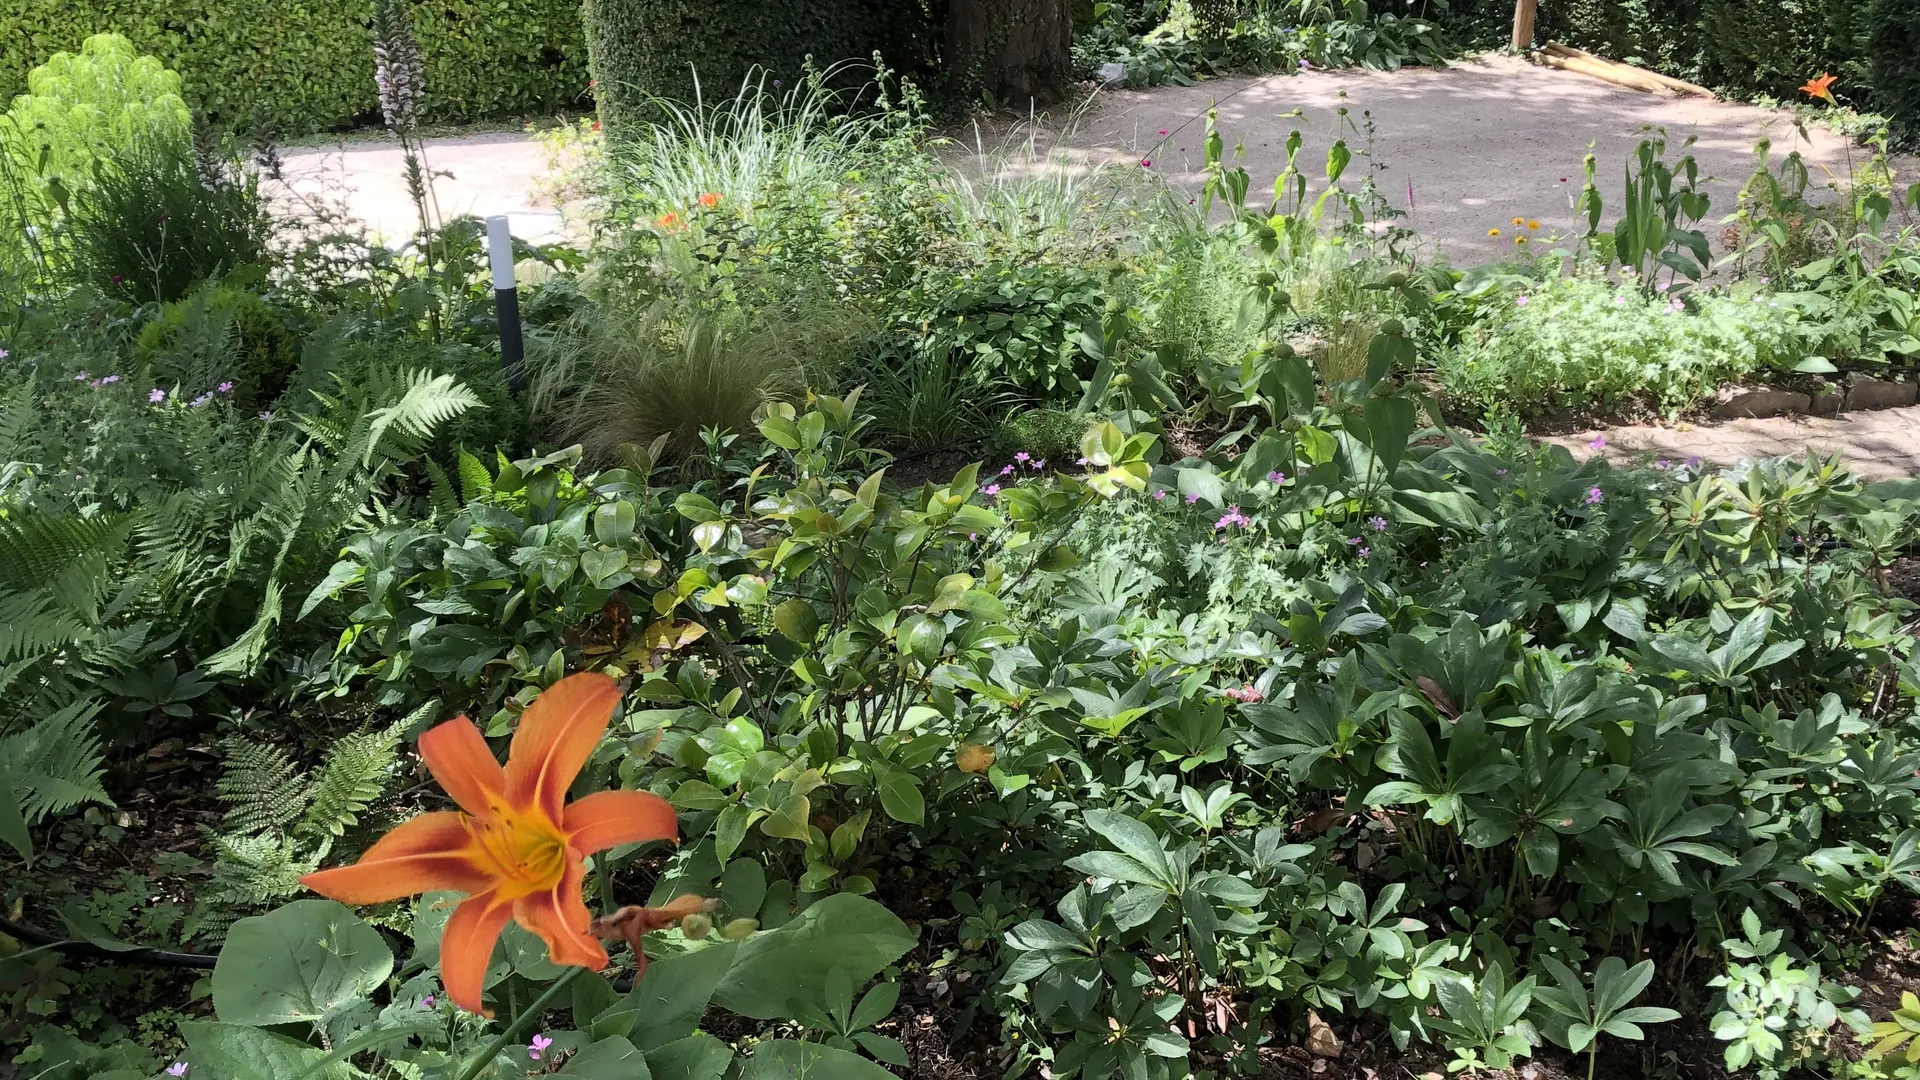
[486,215,525,393]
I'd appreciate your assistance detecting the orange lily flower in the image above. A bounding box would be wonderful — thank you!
[656,211,682,230]
[301,673,676,1015]
[696,192,721,208]
[1801,73,1837,104]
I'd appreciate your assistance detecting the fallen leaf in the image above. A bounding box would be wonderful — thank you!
[1306,1009,1342,1059]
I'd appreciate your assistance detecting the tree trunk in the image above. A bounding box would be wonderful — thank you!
[945,0,1073,106]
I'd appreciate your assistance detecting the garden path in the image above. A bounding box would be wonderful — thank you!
[1543,404,1920,481]
[276,53,1904,258]
[1041,53,1900,266]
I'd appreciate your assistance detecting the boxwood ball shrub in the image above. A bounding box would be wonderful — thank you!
[0,0,591,135]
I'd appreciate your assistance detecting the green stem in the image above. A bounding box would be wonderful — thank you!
[1588,1045,1597,1080]
[454,966,586,1080]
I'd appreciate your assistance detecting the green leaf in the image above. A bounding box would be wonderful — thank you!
[645,1033,734,1080]
[714,894,917,1019]
[876,769,925,825]
[561,1036,651,1077]
[736,1040,900,1080]
[1082,810,1174,883]
[626,942,740,1051]
[211,900,393,1026]
[182,1021,358,1080]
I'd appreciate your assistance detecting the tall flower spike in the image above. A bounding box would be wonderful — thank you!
[302,673,678,1015]
[371,0,427,132]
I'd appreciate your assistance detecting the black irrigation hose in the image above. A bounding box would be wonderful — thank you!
[0,915,218,969]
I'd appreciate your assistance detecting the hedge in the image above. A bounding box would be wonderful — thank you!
[582,0,937,131]
[0,0,591,136]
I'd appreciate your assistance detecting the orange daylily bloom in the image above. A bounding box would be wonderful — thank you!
[301,673,677,1016]
[656,211,682,230]
[696,192,721,208]
[1801,73,1837,104]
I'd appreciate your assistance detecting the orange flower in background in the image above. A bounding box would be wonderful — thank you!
[302,673,677,1016]
[655,211,682,230]
[696,192,721,208]
[1801,73,1837,104]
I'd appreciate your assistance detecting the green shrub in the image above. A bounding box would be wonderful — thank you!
[0,34,188,195]
[62,132,273,305]
[580,0,935,129]
[0,0,590,136]
[136,279,303,411]
[988,406,1094,466]
[1438,272,1814,415]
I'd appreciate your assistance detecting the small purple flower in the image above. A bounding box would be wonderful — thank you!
[149,388,167,403]
[190,392,213,408]
[1266,470,1286,483]
[1612,295,1627,306]
[101,374,120,385]
[1759,275,1770,285]
[167,1065,188,1078]
[1299,58,1311,69]
[968,532,978,541]
[1184,493,1201,505]
[1033,459,1046,470]
[1347,536,1363,545]
[1495,468,1508,475]
[1588,435,1606,450]
[1357,546,1371,558]
[1685,455,1702,469]
[0,348,9,360]
[1140,158,1153,168]
[1000,464,1015,476]
[1076,456,1089,466]
[1515,294,1530,307]
[1152,490,1167,501]
[421,994,436,1008]
[75,372,90,382]
[1585,486,1604,505]
[217,380,234,393]
[982,483,1001,499]
[1014,451,1031,463]
[1368,515,1387,531]
[258,410,275,420]
[529,1033,554,1062]
[1654,458,1670,469]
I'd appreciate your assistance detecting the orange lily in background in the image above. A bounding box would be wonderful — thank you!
[696,191,721,208]
[1801,73,1837,104]
[302,673,676,1015]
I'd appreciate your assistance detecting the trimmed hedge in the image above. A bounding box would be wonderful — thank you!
[582,0,937,130]
[1,0,591,135]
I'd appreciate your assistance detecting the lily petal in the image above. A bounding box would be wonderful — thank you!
[506,672,621,821]
[563,790,679,855]
[513,855,608,971]
[418,717,508,818]
[439,889,516,1016]
[300,812,491,904]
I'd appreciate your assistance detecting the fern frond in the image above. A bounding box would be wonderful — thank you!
[216,735,311,835]
[0,698,110,822]
[457,449,493,504]
[207,832,314,906]
[361,371,483,466]
[297,717,404,842]
[200,580,284,676]
[423,456,460,519]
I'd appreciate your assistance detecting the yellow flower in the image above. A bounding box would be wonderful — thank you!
[1511,216,1525,226]
[1514,235,1528,245]
[1487,228,1501,237]
[1527,219,1540,230]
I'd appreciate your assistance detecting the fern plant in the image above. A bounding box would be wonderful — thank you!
[205,704,426,915]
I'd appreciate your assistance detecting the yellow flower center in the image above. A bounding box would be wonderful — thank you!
[466,796,569,894]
